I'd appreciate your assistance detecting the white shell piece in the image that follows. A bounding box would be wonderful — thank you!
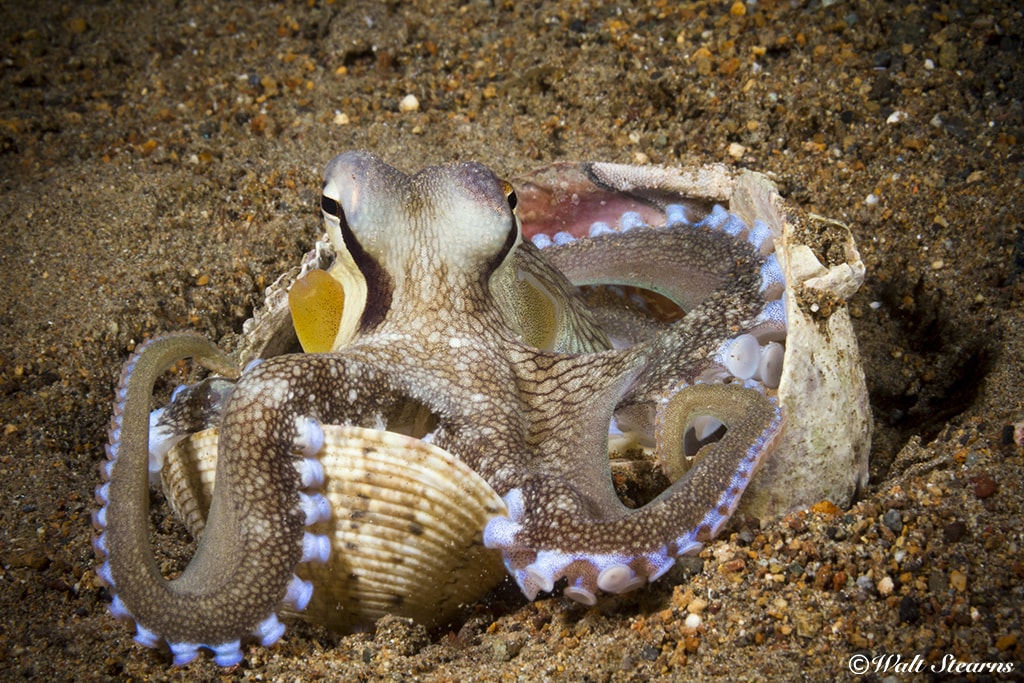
[729,171,870,516]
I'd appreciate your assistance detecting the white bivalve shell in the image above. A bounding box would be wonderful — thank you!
[162,424,508,631]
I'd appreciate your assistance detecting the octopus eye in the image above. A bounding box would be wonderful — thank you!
[321,194,341,217]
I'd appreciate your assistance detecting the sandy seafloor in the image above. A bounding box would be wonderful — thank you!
[1,0,1023,680]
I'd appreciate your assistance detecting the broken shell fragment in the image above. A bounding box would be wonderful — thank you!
[730,171,871,518]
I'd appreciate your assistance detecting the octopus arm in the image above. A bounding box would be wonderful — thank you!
[491,240,611,354]
[541,225,758,316]
[483,383,781,605]
[94,334,317,666]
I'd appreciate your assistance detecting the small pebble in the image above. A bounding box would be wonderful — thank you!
[727,142,746,159]
[943,520,967,543]
[996,634,1018,651]
[971,473,998,499]
[687,597,708,615]
[899,596,920,624]
[938,42,958,69]
[882,509,903,533]
[876,575,894,596]
[399,94,420,112]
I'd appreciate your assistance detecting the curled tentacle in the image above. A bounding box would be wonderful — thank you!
[93,333,327,666]
[530,204,789,454]
[483,383,781,605]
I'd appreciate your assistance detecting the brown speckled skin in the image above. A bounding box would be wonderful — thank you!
[97,151,783,657]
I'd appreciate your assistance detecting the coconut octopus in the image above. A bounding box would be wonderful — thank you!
[93,151,869,666]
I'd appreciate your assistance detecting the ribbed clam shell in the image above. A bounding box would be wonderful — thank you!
[162,424,508,631]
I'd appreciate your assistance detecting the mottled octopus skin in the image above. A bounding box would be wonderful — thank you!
[95,151,786,665]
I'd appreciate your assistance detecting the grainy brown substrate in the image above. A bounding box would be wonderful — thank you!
[1,1,1022,680]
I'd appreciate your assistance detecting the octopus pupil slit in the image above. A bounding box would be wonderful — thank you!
[321,195,340,216]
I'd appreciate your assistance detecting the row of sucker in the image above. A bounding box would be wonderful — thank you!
[92,334,332,666]
[533,202,786,376]
[483,384,782,606]
[535,202,787,448]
